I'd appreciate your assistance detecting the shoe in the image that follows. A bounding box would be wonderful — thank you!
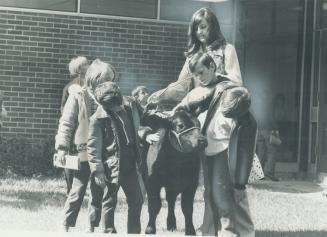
[265,174,279,181]
[103,227,117,233]
[86,226,95,233]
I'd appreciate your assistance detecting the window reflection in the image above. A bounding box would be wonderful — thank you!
[80,0,157,19]
[0,0,77,12]
[237,0,304,162]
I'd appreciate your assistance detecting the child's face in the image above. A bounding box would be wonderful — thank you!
[137,89,149,105]
[96,82,123,110]
[80,64,89,79]
[192,62,216,86]
[196,19,210,45]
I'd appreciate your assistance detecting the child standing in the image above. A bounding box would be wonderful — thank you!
[60,56,89,195]
[86,66,156,233]
[175,52,255,237]
[55,57,91,232]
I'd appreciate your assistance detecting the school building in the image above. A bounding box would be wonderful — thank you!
[0,0,326,179]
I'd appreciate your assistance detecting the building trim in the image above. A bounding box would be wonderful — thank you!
[77,0,81,14]
[157,0,161,20]
[297,0,308,169]
[308,0,319,175]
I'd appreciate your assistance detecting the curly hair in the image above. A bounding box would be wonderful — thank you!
[220,87,251,118]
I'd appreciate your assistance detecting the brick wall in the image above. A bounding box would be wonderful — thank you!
[0,9,188,144]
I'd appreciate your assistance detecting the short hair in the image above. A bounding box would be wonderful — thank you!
[131,86,148,98]
[220,86,251,118]
[85,59,117,92]
[68,56,88,76]
[188,52,216,74]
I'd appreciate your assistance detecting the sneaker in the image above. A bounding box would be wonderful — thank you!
[103,227,117,233]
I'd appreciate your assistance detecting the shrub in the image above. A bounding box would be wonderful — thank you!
[0,136,56,176]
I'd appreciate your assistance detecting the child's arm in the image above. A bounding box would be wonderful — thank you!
[88,117,105,174]
[55,93,78,151]
[88,117,106,187]
[173,86,215,114]
[148,60,194,104]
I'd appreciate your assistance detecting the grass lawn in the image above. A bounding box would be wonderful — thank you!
[0,176,327,236]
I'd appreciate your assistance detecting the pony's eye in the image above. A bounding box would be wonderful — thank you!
[178,124,185,130]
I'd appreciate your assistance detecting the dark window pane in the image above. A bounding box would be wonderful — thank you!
[160,0,234,42]
[318,0,327,29]
[238,0,304,162]
[0,0,77,12]
[80,0,157,19]
[160,0,233,23]
[160,0,210,22]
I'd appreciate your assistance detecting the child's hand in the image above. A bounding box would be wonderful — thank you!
[95,172,107,188]
[57,150,67,166]
[172,103,186,114]
[146,132,160,144]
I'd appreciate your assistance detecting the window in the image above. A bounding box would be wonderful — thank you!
[0,0,77,12]
[80,0,157,19]
[238,0,304,162]
[317,0,327,29]
[160,0,233,23]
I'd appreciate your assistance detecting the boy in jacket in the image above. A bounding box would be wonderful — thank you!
[174,52,255,237]
[60,56,89,195]
[55,57,91,232]
[87,68,156,233]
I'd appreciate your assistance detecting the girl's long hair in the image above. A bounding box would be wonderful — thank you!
[185,8,226,57]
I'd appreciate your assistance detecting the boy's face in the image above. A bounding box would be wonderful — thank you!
[95,82,123,110]
[137,89,149,105]
[192,62,216,86]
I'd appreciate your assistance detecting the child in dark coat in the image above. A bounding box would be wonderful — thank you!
[87,68,158,234]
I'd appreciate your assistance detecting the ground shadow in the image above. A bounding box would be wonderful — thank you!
[0,189,131,211]
[248,180,324,194]
[0,190,68,211]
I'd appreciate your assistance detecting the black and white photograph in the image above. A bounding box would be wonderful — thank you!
[0,0,327,236]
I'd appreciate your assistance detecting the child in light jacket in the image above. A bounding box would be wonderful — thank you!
[174,52,255,237]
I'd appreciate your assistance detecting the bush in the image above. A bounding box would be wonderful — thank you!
[0,136,56,176]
